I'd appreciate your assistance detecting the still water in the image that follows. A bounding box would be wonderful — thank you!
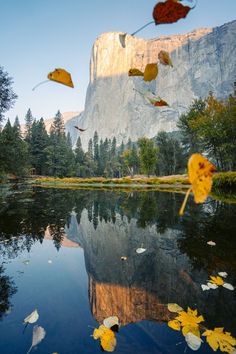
[0,184,235,354]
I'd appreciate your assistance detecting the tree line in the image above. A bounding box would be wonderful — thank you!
[0,66,235,178]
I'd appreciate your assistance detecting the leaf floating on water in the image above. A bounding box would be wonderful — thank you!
[119,33,127,48]
[218,272,228,278]
[176,308,204,337]
[120,256,127,261]
[26,325,46,354]
[158,50,173,67]
[23,309,39,324]
[103,316,119,329]
[223,283,234,291]
[167,303,183,313]
[185,332,203,351]
[203,327,236,354]
[201,284,210,291]
[128,68,144,77]
[152,0,192,25]
[209,276,224,286]
[136,247,146,254]
[207,282,218,290]
[207,241,216,246]
[168,319,181,331]
[179,154,216,216]
[143,63,158,81]
[93,325,117,352]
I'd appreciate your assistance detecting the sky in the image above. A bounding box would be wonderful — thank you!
[1,0,236,124]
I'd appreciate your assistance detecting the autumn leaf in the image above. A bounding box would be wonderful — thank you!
[209,276,224,286]
[185,332,203,351]
[23,309,39,324]
[168,319,181,331]
[152,0,192,25]
[103,316,119,329]
[179,153,216,215]
[47,68,74,88]
[176,308,204,337]
[203,327,236,353]
[93,325,117,352]
[26,325,46,354]
[100,329,116,352]
[133,89,168,107]
[143,63,158,81]
[128,68,144,77]
[167,303,183,313]
[158,50,173,67]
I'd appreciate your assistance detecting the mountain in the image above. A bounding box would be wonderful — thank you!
[76,20,236,148]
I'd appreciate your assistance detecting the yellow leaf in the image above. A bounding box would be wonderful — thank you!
[209,276,224,286]
[158,50,173,67]
[167,303,183,313]
[100,329,117,352]
[203,327,236,353]
[143,63,158,81]
[47,68,74,88]
[188,153,216,204]
[168,320,181,331]
[128,68,144,77]
[176,308,204,329]
[93,325,107,340]
[179,154,216,215]
[182,324,200,338]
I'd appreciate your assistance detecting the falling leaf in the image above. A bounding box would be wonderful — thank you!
[26,325,46,354]
[179,154,216,215]
[47,68,74,88]
[207,241,216,246]
[203,327,236,354]
[158,50,173,67]
[133,89,168,107]
[152,0,192,25]
[167,303,183,313]
[223,283,234,291]
[143,63,158,81]
[201,284,210,291]
[74,126,87,132]
[136,247,146,254]
[103,316,119,329]
[209,276,224,286]
[119,33,127,48]
[185,332,203,351]
[23,309,39,324]
[207,282,218,290]
[168,319,181,331]
[128,68,144,77]
[218,272,228,278]
[93,325,116,352]
[120,256,127,261]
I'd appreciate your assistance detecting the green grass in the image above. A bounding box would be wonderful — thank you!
[212,172,236,190]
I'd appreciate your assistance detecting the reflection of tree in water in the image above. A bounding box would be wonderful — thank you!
[178,200,236,276]
[0,265,17,321]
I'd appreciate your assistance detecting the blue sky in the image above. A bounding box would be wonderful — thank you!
[1,0,236,123]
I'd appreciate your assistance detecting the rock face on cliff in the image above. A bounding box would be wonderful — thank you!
[78,20,236,148]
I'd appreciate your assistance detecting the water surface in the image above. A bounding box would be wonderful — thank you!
[0,184,235,354]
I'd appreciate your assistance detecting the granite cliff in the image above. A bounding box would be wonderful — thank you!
[77,20,236,148]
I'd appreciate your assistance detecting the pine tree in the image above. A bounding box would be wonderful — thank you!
[30,118,49,175]
[24,108,34,142]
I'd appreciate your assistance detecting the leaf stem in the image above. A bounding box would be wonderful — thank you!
[179,188,192,216]
[131,21,155,36]
[32,80,50,91]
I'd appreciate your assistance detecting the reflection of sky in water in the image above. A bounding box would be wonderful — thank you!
[0,186,235,353]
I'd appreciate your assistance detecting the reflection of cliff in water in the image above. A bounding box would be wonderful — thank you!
[66,208,236,332]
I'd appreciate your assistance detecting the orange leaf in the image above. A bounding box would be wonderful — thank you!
[158,50,173,67]
[128,68,144,77]
[47,68,74,88]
